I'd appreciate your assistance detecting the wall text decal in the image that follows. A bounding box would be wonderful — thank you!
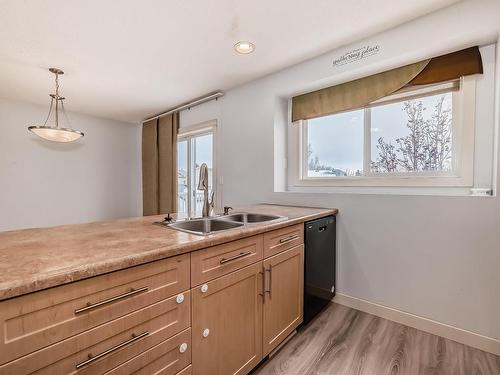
[333,45,380,66]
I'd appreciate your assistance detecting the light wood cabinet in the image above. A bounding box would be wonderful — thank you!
[0,290,191,374]
[191,235,264,286]
[0,253,190,365]
[263,223,303,258]
[1,221,312,375]
[191,227,306,375]
[104,328,192,375]
[177,365,192,375]
[191,262,263,375]
[263,244,304,356]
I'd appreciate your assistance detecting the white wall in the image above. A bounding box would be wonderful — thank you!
[0,98,142,231]
[179,99,221,130]
[186,0,500,341]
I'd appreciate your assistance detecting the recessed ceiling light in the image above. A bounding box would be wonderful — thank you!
[234,41,255,54]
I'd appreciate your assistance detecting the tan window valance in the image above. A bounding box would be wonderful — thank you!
[291,46,483,122]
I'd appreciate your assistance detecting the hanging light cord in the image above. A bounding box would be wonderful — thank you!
[42,97,54,127]
[55,71,59,97]
[54,71,60,129]
[53,71,72,129]
[61,100,72,129]
[41,72,62,128]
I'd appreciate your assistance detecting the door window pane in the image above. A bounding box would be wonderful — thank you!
[193,134,213,214]
[307,109,364,177]
[177,131,214,215]
[177,140,188,214]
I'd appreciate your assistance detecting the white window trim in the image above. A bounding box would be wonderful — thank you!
[178,120,218,215]
[288,76,477,188]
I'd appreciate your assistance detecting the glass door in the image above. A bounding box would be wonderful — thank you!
[177,127,215,216]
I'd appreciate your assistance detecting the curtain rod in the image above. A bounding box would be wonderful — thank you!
[142,91,224,123]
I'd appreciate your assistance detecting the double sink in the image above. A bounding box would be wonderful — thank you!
[168,212,287,236]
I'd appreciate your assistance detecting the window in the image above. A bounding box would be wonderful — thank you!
[305,109,364,177]
[294,78,476,188]
[177,123,216,214]
[370,92,453,174]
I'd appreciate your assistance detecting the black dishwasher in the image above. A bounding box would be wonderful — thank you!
[304,215,336,325]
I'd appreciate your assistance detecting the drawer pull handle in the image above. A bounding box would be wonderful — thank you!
[203,328,210,338]
[279,235,299,244]
[75,287,148,314]
[220,251,252,264]
[76,331,149,369]
[179,343,188,353]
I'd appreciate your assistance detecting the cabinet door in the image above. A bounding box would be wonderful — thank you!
[0,254,190,366]
[192,262,263,375]
[263,244,304,356]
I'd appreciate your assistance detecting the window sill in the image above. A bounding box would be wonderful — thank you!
[285,185,494,197]
[293,174,473,188]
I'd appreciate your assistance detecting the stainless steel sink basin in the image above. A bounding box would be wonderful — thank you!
[218,213,286,224]
[165,211,287,236]
[168,218,244,235]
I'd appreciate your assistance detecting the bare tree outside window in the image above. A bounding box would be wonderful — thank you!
[371,95,452,173]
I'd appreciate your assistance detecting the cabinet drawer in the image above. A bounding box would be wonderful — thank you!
[263,224,304,258]
[0,290,191,374]
[0,254,190,365]
[191,235,263,286]
[105,328,191,375]
[177,365,192,375]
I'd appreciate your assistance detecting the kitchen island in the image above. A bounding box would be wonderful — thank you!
[0,204,337,375]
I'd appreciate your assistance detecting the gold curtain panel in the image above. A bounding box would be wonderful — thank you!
[291,46,483,122]
[142,119,159,216]
[158,113,178,214]
[142,113,178,216]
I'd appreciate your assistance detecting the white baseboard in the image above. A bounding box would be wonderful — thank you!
[333,293,500,356]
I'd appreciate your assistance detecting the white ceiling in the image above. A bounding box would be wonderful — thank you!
[0,0,460,123]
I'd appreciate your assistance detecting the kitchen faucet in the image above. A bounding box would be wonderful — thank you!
[197,163,214,217]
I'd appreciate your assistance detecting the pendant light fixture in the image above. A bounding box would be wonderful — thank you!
[28,68,84,142]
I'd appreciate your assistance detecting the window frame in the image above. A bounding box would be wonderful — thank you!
[289,76,476,188]
[177,120,217,215]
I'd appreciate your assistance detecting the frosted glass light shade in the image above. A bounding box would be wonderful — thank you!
[28,126,84,142]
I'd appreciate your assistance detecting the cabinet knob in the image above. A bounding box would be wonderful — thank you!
[202,328,210,338]
[201,284,209,293]
[176,293,185,304]
[179,343,188,353]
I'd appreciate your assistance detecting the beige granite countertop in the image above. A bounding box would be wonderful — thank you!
[0,204,337,301]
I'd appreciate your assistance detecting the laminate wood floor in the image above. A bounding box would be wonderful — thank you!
[253,303,500,375]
